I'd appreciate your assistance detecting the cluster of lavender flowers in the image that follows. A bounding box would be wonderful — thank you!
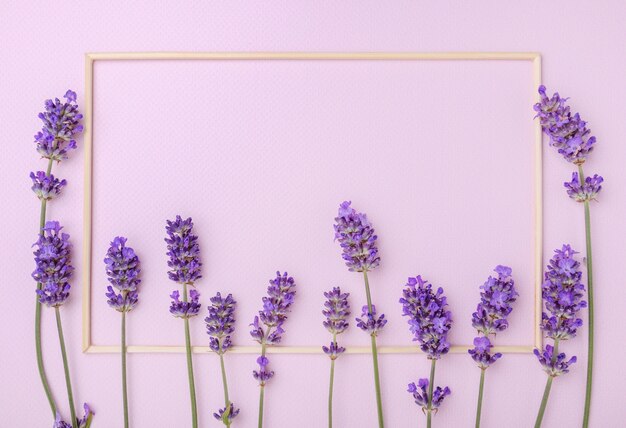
[469,265,517,369]
[104,237,141,312]
[250,271,297,385]
[564,172,604,203]
[355,305,387,336]
[165,216,202,318]
[333,201,380,272]
[33,221,74,307]
[535,245,586,377]
[34,90,83,162]
[407,379,450,414]
[30,171,67,201]
[322,287,350,359]
[400,276,452,359]
[53,404,94,428]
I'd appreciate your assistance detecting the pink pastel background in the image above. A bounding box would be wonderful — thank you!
[1,2,625,427]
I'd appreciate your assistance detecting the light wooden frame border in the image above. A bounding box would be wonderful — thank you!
[82,51,543,355]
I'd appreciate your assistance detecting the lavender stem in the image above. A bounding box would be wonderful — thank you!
[121,308,129,428]
[55,307,77,428]
[258,342,267,428]
[363,271,384,428]
[183,283,198,428]
[219,353,232,428]
[426,359,436,428]
[475,369,485,428]
[535,339,560,428]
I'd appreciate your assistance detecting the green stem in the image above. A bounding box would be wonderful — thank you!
[219,353,231,427]
[55,307,77,428]
[328,333,337,428]
[182,284,198,428]
[475,368,486,428]
[36,158,58,417]
[427,359,436,428]
[362,271,384,428]
[122,310,129,428]
[534,339,560,428]
[579,164,594,428]
[258,342,267,428]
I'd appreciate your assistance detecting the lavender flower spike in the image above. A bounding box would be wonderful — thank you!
[30,171,67,201]
[471,265,518,336]
[35,90,83,162]
[407,379,451,415]
[33,221,74,307]
[355,304,387,336]
[534,345,577,377]
[206,293,239,426]
[564,172,603,202]
[170,289,201,319]
[468,336,502,369]
[333,201,380,272]
[250,272,296,427]
[104,237,141,313]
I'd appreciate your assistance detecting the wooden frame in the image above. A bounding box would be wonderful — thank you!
[82,52,543,354]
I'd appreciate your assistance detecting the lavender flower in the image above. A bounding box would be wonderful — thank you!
[407,379,451,414]
[53,404,94,428]
[400,276,452,359]
[170,289,201,319]
[564,172,603,202]
[471,265,518,336]
[30,171,67,201]
[165,216,202,284]
[253,355,274,386]
[35,90,83,162]
[468,336,502,369]
[213,403,240,424]
[205,292,236,354]
[104,237,141,313]
[355,304,387,336]
[323,287,351,335]
[534,85,595,164]
[322,341,346,359]
[33,221,73,307]
[540,245,587,341]
[534,345,577,377]
[333,201,380,272]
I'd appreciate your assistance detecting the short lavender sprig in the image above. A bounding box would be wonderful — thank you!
[400,276,452,428]
[333,201,385,428]
[103,237,140,428]
[53,404,94,428]
[165,215,202,428]
[534,245,586,427]
[534,86,601,427]
[250,272,296,428]
[206,293,239,426]
[323,287,350,428]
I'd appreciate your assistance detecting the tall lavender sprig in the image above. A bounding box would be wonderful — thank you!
[249,272,296,428]
[206,293,239,426]
[31,90,82,418]
[33,221,91,428]
[534,246,587,427]
[103,237,140,428]
[535,86,601,426]
[400,276,452,428]
[333,201,385,427]
[165,216,202,428]
[469,266,517,427]
[322,287,350,428]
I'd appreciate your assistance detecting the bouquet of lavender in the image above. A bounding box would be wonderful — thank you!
[206,293,240,426]
[30,90,82,419]
[33,222,94,428]
[534,86,602,426]
[333,201,386,427]
[400,276,452,428]
[322,287,350,428]
[534,245,586,427]
[104,237,141,428]
[469,266,517,427]
[165,216,202,428]
[249,271,297,428]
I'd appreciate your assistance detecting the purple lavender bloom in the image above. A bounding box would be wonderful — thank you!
[407,379,451,413]
[534,85,596,164]
[104,237,141,313]
[35,90,83,162]
[468,336,502,369]
[323,287,351,335]
[252,355,274,386]
[400,276,452,359]
[564,172,604,202]
[471,265,518,336]
[250,272,296,383]
[32,221,73,307]
[355,304,387,336]
[170,289,201,319]
[53,413,71,428]
[30,171,67,201]
[54,403,94,428]
[165,216,202,285]
[213,403,240,424]
[540,245,587,340]
[322,341,346,359]
[333,201,380,272]
[534,344,577,377]
[205,292,236,354]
